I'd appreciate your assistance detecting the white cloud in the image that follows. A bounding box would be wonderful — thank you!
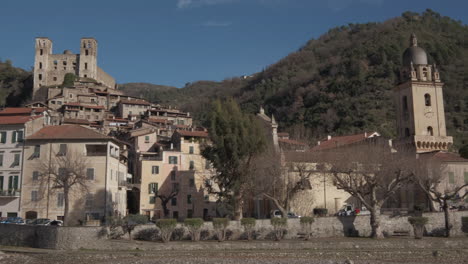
[177,0,237,9]
[202,21,233,27]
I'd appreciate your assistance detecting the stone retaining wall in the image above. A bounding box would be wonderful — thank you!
[1,211,467,250]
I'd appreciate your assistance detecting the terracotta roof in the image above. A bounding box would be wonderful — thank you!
[311,132,380,151]
[28,125,111,140]
[175,130,208,138]
[278,138,307,146]
[0,107,47,116]
[148,118,170,124]
[120,99,150,106]
[0,115,42,125]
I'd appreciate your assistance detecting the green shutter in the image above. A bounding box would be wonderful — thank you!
[12,131,17,143]
[17,131,23,142]
[13,176,18,190]
[8,176,13,190]
[0,154,3,167]
[465,172,468,184]
[0,176,3,190]
[0,132,6,143]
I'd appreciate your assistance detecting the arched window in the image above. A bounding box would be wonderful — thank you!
[427,126,434,136]
[402,96,408,112]
[405,128,410,137]
[85,50,89,56]
[40,49,43,55]
[424,94,431,106]
[422,67,428,78]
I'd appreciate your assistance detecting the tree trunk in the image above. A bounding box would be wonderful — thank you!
[233,191,243,220]
[161,200,170,218]
[370,205,384,239]
[443,200,451,237]
[63,190,69,226]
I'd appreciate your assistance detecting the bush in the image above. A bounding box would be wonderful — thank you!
[313,208,328,217]
[408,217,428,239]
[62,73,76,87]
[118,214,148,240]
[241,218,256,241]
[156,219,177,243]
[212,218,229,242]
[134,228,159,241]
[300,217,315,240]
[271,218,287,241]
[184,218,204,241]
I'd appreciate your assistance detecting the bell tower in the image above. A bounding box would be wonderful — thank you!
[394,34,452,153]
[78,38,98,80]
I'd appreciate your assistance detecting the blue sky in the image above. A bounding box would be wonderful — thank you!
[0,0,466,87]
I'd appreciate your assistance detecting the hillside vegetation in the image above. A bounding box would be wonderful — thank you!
[0,60,32,107]
[122,10,468,147]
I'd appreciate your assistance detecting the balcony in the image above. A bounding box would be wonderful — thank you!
[0,190,21,197]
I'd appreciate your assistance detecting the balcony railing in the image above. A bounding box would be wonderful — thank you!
[0,190,21,197]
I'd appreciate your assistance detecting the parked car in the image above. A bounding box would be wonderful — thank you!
[271,210,301,218]
[48,220,63,226]
[30,218,51,225]
[337,204,370,216]
[0,217,25,224]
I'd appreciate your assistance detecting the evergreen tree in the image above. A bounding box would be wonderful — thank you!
[202,99,266,220]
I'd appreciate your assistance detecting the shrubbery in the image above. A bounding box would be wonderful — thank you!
[271,218,287,241]
[300,217,315,240]
[241,218,256,241]
[212,218,230,242]
[408,217,428,239]
[156,219,177,243]
[313,208,328,217]
[184,218,204,241]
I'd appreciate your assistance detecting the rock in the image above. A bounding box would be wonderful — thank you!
[344,258,354,264]
[432,250,441,257]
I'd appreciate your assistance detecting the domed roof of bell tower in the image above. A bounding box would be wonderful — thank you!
[402,33,428,66]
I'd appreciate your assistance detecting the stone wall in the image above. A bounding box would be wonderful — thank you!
[1,211,467,250]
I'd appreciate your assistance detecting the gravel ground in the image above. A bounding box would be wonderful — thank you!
[0,238,467,264]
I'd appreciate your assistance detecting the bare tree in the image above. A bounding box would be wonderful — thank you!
[157,189,179,218]
[414,154,468,237]
[254,150,313,217]
[37,150,89,226]
[325,143,414,238]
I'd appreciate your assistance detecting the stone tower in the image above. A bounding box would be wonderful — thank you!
[78,38,98,80]
[33,37,53,93]
[394,34,453,153]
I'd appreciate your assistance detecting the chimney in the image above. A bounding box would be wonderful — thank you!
[327,135,331,140]
[260,106,265,115]
[317,141,321,146]
[170,143,173,150]
[187,112,190,117]
[364,132,367,138]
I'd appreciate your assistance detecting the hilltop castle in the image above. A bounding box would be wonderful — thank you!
[33,37,116,96]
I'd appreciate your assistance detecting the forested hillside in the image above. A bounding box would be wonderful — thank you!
[122,10,468,147]
[0,60,32,107]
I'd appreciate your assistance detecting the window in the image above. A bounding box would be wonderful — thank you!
[0,176,3,190]
[8,175,18,190]
[39,74,42,80]
[169,156,178,164]
[172,183,179,192]
[58,144,67,156]
[53,77,57,81]
[40,49,43,55]
[57,193,64,207]
[427,126,434,136]
[187,209,193,218]
[12,154,20,167]
[149,196,156,204]
[187,194,192,204]
[85,62,88,69]
[189,161,195,170]
[464,172,468,184]
[425,94,431,106]
[171,197,177,206]
[0,153,3,167]
[86,145,106,156]
[32,145,40,158]
[145,136,150,143]
[86,168,95,180]
[39,62,42,69]
[152,166,159,174]
[0,132,6,143]
[15,131,23,142]
[31,191,38,202]
[448,172,455,184]
[53,60,58,65]
[204,195,209,201]
[85,50,89,56]
[32,171,39,181]
[63,61,67,66]
[84,74,87,78]
[189,146,194,154]
[189,178,195,188]
[148,183,158,194]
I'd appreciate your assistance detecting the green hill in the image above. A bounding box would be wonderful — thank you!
[122,9,468,147]
[0,59,32,107]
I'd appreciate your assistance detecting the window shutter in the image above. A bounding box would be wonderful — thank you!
[464,172,468,184]
[0,132,6,143]
[8,176,13,190]
[17,131,23,142]
[0,176,3,190]
[13,176,18,189]
[12,131,17,143]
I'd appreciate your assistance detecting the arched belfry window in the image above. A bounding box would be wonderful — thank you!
[422,67,428,78]
[427,126,434,136]
[424,94,431,106]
